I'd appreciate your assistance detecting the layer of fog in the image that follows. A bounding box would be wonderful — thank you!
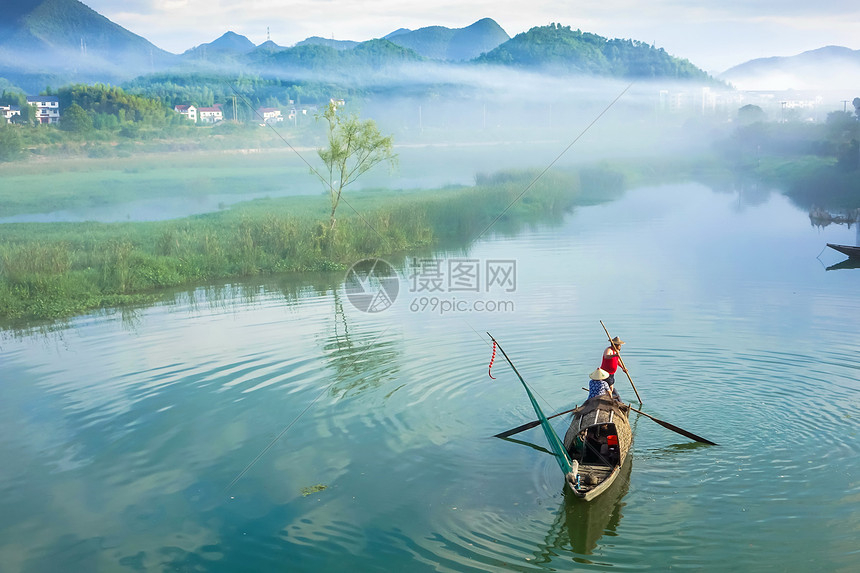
[12,61,857,223]
[720,48,860,92]
[261,61,737,165]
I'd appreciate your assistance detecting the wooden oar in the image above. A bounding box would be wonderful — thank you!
[628,406,718,445]
[494,406,577,439]
[600,320,642,404]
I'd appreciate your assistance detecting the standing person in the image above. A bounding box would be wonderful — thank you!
[600,336,627,399]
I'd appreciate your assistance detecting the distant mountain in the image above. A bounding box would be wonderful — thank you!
[0,0,176,89]
[0,3,715,95]
[253,40,286,54]
[384,28,412,40]
[182,31,256,60]
[721,46,860,91]
[295,37,359,51]
[383,18,510,61]
[476,23,710,79]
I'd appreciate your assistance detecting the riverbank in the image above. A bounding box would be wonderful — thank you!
[0,156,727,324]
[735,155,860,212]
[0,168,585,322]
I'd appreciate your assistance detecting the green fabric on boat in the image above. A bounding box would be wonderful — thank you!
[519,379,573,475]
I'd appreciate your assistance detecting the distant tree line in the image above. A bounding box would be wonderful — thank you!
[726,104,860,170]
[122,72,356,118]
[0,75,354,162]
[723,101,860,209]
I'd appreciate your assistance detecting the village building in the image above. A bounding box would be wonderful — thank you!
[26,95,60,124]
[258,107,283,125]
[174,104,198,123]
[1,104,21,123]
[198,104,223,124]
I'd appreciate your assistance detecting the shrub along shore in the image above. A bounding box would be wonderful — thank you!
[0,158,724,323]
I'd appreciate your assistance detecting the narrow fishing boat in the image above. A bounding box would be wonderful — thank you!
[562,395,633,501]
[488,330,715,503]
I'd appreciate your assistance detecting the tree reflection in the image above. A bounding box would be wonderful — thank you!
[318,289,401,399]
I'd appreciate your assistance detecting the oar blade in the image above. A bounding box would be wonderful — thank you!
[493,407,577,439]
[494,420,540,439]
[651,417,718,446]
[630,406,718,446]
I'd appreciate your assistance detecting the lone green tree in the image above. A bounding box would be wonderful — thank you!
[316,101,396,231]
[60,103,93,132]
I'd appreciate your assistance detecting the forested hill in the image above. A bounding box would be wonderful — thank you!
[0,0,175,73]
[384,18,510,61]
[476,24,710,79]
[0,5,715,92]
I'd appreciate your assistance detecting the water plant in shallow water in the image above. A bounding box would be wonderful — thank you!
[301,484,327,496]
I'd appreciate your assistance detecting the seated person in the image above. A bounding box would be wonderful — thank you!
[587,368,620,401]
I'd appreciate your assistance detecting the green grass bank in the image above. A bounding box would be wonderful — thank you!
[0,157,726,324]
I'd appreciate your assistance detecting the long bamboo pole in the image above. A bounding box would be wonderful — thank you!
[600,320,642,404]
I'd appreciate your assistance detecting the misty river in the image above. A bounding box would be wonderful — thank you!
[1,181,859,571]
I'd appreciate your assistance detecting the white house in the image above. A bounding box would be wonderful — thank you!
[174,104,198,123]
[257,107,283,125]
[1,104,21,123]
[198,104,223,124]
[26,95,60,124]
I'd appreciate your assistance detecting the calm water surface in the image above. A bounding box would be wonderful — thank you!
[1,183,859,572]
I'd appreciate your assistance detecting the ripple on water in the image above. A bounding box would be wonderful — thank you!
[4,184,860,571]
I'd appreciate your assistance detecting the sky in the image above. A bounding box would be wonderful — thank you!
[83,1,860,74]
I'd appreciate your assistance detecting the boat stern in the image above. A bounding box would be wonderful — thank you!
[564,460,580,491]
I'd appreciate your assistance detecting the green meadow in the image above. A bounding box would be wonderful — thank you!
[0,150,317,218]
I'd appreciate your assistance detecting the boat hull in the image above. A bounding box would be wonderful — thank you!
[563,395,632,501]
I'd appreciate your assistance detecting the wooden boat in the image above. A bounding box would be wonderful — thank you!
[563,457,632,553]
[562,395,633,501]
[826,243,860,259]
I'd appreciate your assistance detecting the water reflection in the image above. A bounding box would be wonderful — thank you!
[528,459,632,566]
[564,458,632,558]
[4,181,860,571]
[319,290,402,398]
[826,258,860,271]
